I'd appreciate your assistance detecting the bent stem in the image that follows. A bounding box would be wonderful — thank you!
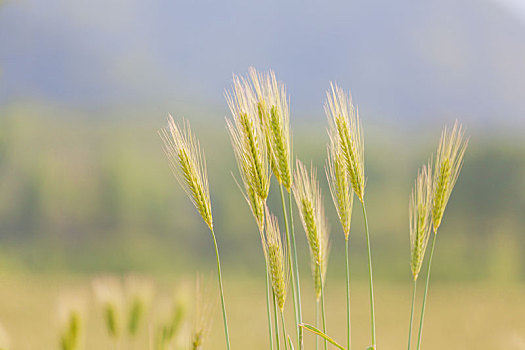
[279,184,302,348]
[345,237,351,350]
[416,233,437,350]
[210,228,231,350]
[315,300,319,350]
[361,201,376,349]
[407,279,417,350]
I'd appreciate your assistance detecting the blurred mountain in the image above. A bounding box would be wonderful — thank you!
[1,0,524,127]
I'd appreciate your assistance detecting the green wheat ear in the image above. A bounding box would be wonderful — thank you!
[262,208,289,311]
[159,116,213,230]
[409,161,433,280]
[92,276,124,339]
[124,275,155,336]
[326,128,354,239]
[293,160,330,300]
[58,293,86,350]
[325,83,365,202]
[431,121,469,233]
[249,67,292,191]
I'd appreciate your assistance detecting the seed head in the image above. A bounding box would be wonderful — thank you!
[249,67,292,191]
[409,162,433,280]
[431,121,468,233]
[261,208,288,311]
[124,275,155,336]
[159,116,213,230]
[293,161,330,300]
[226,74,270,204]
[325,83,365,202]
[92,276,124,339]
[326,130,354,239]
[58,294,85,350]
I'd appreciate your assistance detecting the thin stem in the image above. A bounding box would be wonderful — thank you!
[280,310,289,350]
[318,264,328,350]
[273,293,281,350]
[266,264,275,350]
[416,233,437,350]
[289,190,304,349]
[407,279,417,350]
[279,185,301,347]
[210,228,231,350]
[361,201,376,349]
[345,237,352,350]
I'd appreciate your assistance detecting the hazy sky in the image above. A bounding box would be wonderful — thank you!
[1,0,524,128]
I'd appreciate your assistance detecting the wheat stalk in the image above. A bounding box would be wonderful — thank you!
[159,116,213,230]
[159,116,231,350]
[416,121,468,350]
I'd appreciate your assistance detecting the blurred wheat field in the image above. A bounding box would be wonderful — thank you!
[0,274,523,350]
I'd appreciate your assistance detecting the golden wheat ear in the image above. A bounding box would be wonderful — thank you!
[431,120,469,233]
[58,293,86,350]
[159,115,213,230]
[409,161,433,280]
[92,276,124,339]
[325,83,365,202]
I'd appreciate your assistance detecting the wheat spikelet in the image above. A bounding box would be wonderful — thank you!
[293,161,330,300]
[124,275,155,336]
[431,121,468,233]
[325,83,365,202]
[326,129,354,239]
[409,161,433,280]
[159,116,213,230]
[154,288,190,350]
[261,208,288,311]
[92,276,124,339]
[249,67,292,191]
[226,74,270,203]
[190,276,215,350]
[58,293,86,350]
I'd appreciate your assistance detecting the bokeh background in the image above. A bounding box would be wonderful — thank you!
[0,0,524,349]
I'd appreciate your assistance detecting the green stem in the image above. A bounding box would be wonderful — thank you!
[315,300,319,350]
[210,228,231,350]
[318,264,328,350]
[408,279,417,350]
[345,237,352,350]
[361,201,376,349]
[289,190,304,349]
[280,310,289,350]
[266,264,275,350]
[279,185,301,348]
[273,293,281,350]
[416,233,437,350]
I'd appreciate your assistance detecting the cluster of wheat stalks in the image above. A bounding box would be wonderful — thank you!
[160,67,468,350]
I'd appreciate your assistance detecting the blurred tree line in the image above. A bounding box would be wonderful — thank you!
[0,103,524,282]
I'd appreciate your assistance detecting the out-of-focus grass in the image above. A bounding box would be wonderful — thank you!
[0,274,524,350]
